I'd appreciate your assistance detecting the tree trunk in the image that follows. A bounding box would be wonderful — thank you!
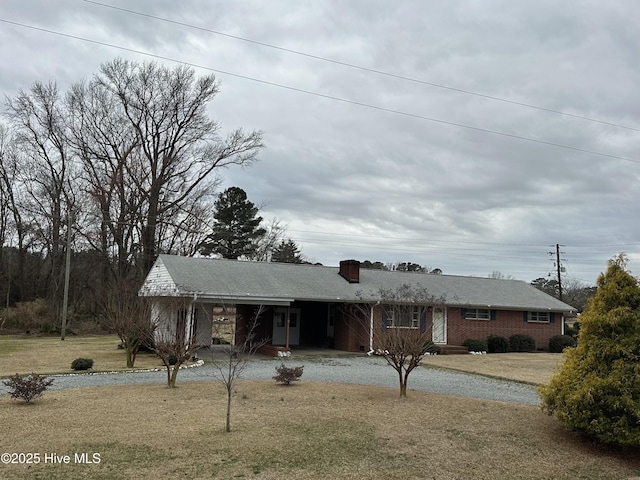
[126,347,135,368]
[225,385,232,432]
[142,183,161,274]
[165,365,172,387]
[397,368,407,397]
[169,365,179,388]
[400,374,408,397]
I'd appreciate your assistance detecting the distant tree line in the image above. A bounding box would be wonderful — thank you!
[360,260,442,274]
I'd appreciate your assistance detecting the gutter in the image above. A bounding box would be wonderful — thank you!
[367,301,380,355]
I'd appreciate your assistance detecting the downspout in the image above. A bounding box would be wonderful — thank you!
[191,294,199,360]
[285,306,290,350]
[367,301,379,355]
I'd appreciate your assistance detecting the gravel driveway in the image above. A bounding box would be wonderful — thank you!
[0,353,540,405]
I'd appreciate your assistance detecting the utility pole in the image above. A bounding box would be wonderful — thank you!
[555,243,563,301]
[60,209,73,341]
[547,244,565,301]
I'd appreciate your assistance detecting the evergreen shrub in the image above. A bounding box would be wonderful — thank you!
[508,334,535,352]
[71,358,94,370]
[487,335,509,353]
[462,339,487,352]
[548,335,576,353]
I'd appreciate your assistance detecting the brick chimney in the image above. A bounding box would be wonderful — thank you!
[339,259,360,283]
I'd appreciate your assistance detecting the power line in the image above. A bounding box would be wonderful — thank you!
[1,18,639,165]
[291,235,624,262]
[82,0,640,133]
[289,228,640,249]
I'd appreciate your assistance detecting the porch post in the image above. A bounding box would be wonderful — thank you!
[369,304,374,353]
[285,306,290,350]
[184,298,195,346]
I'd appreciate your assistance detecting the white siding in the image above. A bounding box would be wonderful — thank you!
[195,307,213,346]
[139,258,179,297]
[151,298,214,347]
[151,299,176,341]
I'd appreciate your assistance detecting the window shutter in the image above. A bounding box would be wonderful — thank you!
[490,310,496,321]
[550,312,555,323]
[523,311,529,322]
[420,309,427,333]
[382,307,389,330]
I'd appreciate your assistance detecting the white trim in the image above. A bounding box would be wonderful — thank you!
[526,311,550,323]
[369,305,374,353]
[463,308,491,321]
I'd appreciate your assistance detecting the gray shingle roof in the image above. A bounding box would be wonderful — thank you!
[140,254,576,312]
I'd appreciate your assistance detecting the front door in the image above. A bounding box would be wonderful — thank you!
[272,307,300,346]
[432,307,447,344]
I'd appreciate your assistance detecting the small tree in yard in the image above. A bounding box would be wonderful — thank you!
[540,254,640,447]
[3,373,54,403]
[347,284,442,397]
[211,305,268,432]
[102,279,156,367]
[154,333,200,388]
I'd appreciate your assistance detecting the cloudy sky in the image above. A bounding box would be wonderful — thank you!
[1,0,639,284]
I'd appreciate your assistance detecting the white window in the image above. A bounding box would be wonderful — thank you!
[385,306,421,328]
[463,308,491,320]
[527,311,550,323]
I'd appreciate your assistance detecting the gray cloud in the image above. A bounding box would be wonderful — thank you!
[1,0,638,283]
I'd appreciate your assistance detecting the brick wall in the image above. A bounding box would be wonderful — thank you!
[338,305,564,352]
[333,305,370,352]
[446,308,563,351]
[239,302,564,353]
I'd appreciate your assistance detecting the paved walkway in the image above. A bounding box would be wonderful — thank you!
[0,350,540,405]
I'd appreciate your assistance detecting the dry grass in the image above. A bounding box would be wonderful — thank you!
[422,352,564,385]
[0,335,165,377]
[1,381,638,480]
[1,337,638,478]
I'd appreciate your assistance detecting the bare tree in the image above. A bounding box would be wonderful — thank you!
[250,218,287,261]
[1,60,264,318]
[0,126,29,304]
[153,331,200,388]
[346,284,443,397]
[558,277,597,312]
[156,195,212,257]
[101,279,155,367]
[211,305,268,432]
[93,58,264,272]
[5,82,76,308]
[66,80,142,282]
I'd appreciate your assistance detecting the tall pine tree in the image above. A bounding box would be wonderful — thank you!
[199,187,265,259]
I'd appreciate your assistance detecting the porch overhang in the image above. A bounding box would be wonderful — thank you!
[195,295,294,306]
